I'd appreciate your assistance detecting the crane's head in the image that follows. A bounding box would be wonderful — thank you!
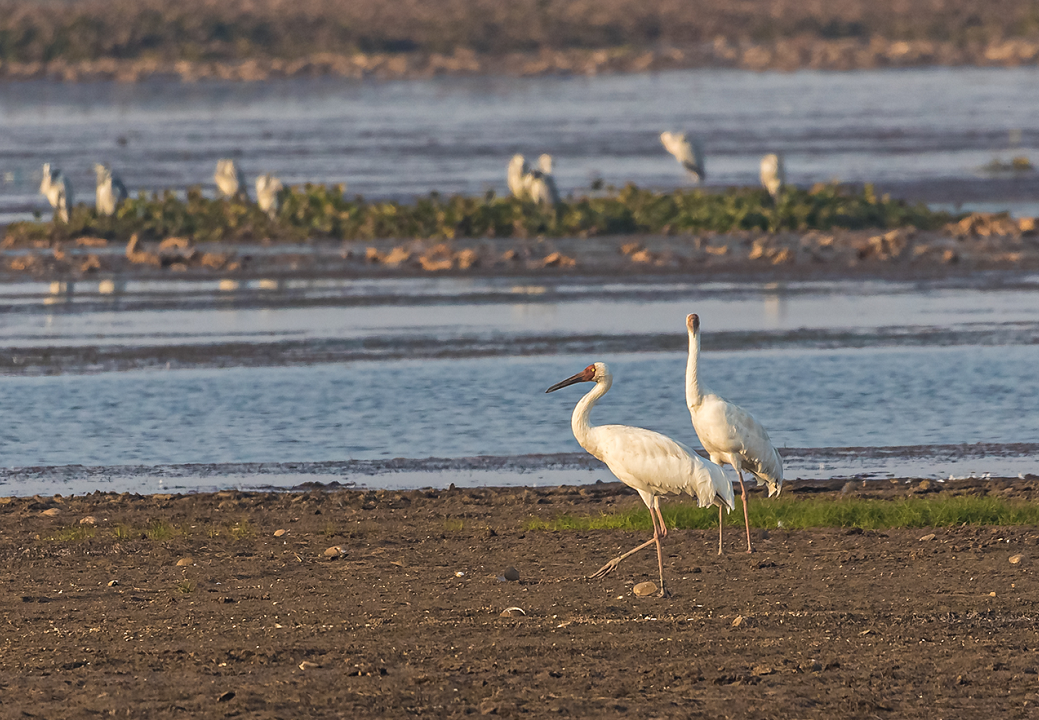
[686,313,700,334]
[545,361,609,393]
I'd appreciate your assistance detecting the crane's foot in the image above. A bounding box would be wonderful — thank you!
[656,586,671,598]
[588,557,622,580]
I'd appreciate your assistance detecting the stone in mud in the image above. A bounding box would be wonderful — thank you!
[918,533,936,542]
[274,529,288,537]
[503,566,520,582]
[324,545,344,558]
[79,516,97,525]
[500,607,526,617]
[633,581,657,597]
[176,557,194,567]
[41,508,60,517]
[1009,554,1025,564]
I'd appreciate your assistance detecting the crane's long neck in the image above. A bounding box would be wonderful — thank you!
[571,377,611,457]
[686,328,704,410]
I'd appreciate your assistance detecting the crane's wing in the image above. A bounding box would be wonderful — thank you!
[699,398,784,495]
[112,177,128,202]
[591,425,735,510]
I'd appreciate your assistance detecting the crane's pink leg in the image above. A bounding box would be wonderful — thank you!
[653,502,668,539]
[717,504,723,555]
[588,536,656,579]
[654,531,669,598]
[737,471,753,553]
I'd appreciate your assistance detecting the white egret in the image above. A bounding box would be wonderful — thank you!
[685,314,783,554]
[256,173,283,219]
[760,153,785,200]
[660,132,705,182]
[40,163,73,223]
[547,362,735,596]
[507,153,560,206]
[215,159,245,200]
[94,164,128,216]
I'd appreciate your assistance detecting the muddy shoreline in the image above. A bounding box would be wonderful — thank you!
[2,479,1039,718]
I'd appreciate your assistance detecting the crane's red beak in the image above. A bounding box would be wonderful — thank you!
[545,365,596,393]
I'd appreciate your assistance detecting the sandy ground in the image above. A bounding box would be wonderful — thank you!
[2,478,1039,718]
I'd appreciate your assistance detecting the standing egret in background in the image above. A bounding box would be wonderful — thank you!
[256,173,283,219]
[507,154,532,201]
[528,154,561,206]
[40,163,73,222]
[94,164,128,216]
[547,362,735,596]
[685,314,783,554]
[660,132,705,182]
[760,153,785,200]
[215,159,245,200]
[507,153,560,206]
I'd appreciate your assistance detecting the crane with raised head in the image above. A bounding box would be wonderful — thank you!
[686,314,783,554]
[40,163,73,222]
[546,361,735,596]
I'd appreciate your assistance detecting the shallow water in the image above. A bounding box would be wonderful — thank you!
[1,345,1037,470]
[1,67,1038,221]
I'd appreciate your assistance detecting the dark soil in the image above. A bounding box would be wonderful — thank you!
[2,479,1038,718]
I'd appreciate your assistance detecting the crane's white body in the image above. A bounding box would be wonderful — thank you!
[215,159,244,199]
[94,164,128,216]
[256,173,283,218]
[660,131,705,182]
[507,153,560,206]
[759,153,785,200]
[686,314,782,552]
[549,361,733,594]
[40,163,73,222]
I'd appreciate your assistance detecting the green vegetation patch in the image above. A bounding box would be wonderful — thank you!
[526,495,1039,532]
[7,182,948,246]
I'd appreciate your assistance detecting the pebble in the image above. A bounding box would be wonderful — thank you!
[918,533,936,542]
[751,664,774,676]
[503,566,520,582]
[79,516,97,525]
[217,691,235,703]
[1010,554,1025,564]
[633,581,657,597]
[107,580,119,587]
[274,529,288,537]
[324,545,344,558]
[731,615,745,627]
[500,607,526,617]
[298,661,320,670]
[175,557,194,567]
[41,508,60,517]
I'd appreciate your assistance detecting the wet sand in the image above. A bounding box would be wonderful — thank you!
[2,478,1038,718]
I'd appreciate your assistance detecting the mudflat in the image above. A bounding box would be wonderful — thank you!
[2,478,1038,718]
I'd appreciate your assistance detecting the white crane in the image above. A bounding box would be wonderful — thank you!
[546,361,735,596]
[214,159,246,200]
[660,132,705,183]
[760,153,785,200]
[685,314,783,554]
[94,164,128,216]
[255,173,283,219]
[40,163,73,223]
[507,153,560,206]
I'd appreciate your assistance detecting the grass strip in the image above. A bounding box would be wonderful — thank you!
[525,495,1039,532]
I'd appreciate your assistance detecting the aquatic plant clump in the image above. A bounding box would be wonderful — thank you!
[4,182,948,246]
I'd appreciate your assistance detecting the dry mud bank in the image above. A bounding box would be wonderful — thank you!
[1,478,1039,718]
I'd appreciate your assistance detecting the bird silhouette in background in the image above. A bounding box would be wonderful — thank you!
[547,361,735,595]
[40,163,73,222]
[760,153,785,200]
[685,314,783,554]
[94,164,128,216]
[660,132,705,183]
[507,153,560,206]
[256,173,284,219]
[214,159,246,200]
